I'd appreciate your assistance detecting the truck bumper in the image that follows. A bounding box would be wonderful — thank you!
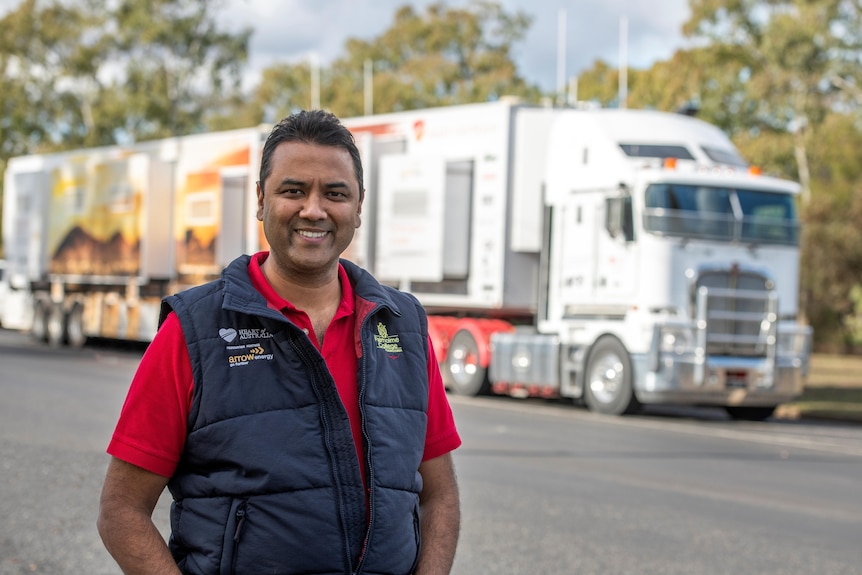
[634,354,806,406]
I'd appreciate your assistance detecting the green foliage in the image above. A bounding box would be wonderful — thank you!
[243,1,543,122]
[111,0,251,139]
[0,0,250,153]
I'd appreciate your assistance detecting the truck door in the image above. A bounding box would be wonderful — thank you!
[595,192,637,304]
[546,192,597,321]
[216,170,249,266]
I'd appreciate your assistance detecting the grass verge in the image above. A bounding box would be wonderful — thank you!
[777,354,862,422]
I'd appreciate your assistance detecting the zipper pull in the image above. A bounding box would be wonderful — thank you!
[233,503,247,542]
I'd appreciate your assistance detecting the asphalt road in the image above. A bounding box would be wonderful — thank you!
[1,328,860,574]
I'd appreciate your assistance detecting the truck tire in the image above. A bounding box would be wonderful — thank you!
[584,336,639,415]
[31,301,49,343]
[65,304,87,349]
[445,329,489,396]
[46,303,66,347]
[725,406,775,421]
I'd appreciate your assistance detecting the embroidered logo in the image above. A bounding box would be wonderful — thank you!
[374,322,403,354]
[220,326,275,367]
[228,344,273,367]
[219,327,272,343]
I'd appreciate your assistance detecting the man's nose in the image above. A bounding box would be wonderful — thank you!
[299,191,326,219]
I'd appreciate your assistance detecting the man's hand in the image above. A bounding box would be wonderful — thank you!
[97,457,181,575]
[414,452,460,575]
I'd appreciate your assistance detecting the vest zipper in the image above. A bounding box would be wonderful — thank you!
[233,501,247,542]
[353,307,380,574]
[290,334,357,574]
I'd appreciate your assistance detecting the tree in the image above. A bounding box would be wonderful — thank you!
[0,0,111,154]
[682,0,862,206]
[111,0,251,139]
[244,1,543,121]
[0,0,251,150]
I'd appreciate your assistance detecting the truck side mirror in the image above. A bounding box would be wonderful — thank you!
[605,196,634,242]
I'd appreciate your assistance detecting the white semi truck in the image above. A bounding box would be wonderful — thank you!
[342,101,811,419]
[0,100,811,418]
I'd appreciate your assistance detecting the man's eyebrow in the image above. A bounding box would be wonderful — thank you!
[275,178,350,189]
[324,181,350,190]
[277,177,306,187]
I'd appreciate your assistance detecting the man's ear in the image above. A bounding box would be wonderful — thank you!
[256,181,264,221]
[355,191,364,227]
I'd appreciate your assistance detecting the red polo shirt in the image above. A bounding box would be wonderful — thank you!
[108,252,461,478]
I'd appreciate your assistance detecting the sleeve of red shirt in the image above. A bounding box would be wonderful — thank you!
[106,312,192,478]
[422,336,462,461]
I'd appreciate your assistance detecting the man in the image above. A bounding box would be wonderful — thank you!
[97,110,461,575]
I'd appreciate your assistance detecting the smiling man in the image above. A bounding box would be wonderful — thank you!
[98,110,462,575]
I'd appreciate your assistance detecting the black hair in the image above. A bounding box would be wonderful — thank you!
[259,109,364,200]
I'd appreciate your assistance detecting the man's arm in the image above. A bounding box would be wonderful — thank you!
[97,457,181,575]
[415,452,460,575]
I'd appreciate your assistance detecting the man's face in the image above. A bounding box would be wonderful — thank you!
[256,141,362,280]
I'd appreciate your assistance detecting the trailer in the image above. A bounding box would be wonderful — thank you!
[0,128,267,346]
[341,101,812,419]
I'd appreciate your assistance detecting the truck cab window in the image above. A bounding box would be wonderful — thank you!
[605,196,634,242]
[643,183,798,245]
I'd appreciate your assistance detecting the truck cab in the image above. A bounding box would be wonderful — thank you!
[493,109,812,418]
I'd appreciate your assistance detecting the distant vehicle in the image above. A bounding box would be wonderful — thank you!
[1,101,811,419]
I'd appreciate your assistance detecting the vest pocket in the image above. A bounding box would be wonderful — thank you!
[408,501,421,575]
[221,498,248,575]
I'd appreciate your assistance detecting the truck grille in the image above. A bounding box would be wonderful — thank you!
[694,270,776,357]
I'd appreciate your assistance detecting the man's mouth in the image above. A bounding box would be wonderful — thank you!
[298,230,327,239]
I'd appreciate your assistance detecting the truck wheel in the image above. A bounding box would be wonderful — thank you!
[46,304,66,347]
[65,304,87,349]
[725,406,775,421]
[584,337,639,415]
[31,301,49,343]
[445,329,489,396]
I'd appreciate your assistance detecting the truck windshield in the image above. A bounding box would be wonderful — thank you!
[643,183,799,246]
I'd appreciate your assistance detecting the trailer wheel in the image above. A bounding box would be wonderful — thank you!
[445,329,489,396]
[65,304,87,349]
[725,406,775,421]
[584,337,639,415]
[31,301,50,343]
[46,304,66,347]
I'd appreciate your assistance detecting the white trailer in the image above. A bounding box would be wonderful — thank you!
[342,101,811,419]
[0,128,266,346]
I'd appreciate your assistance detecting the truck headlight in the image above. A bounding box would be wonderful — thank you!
[660,325,696,355]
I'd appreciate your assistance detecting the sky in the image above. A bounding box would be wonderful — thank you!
[1,0,692,94]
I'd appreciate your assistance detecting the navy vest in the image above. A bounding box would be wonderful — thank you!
[160,256,429,575]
